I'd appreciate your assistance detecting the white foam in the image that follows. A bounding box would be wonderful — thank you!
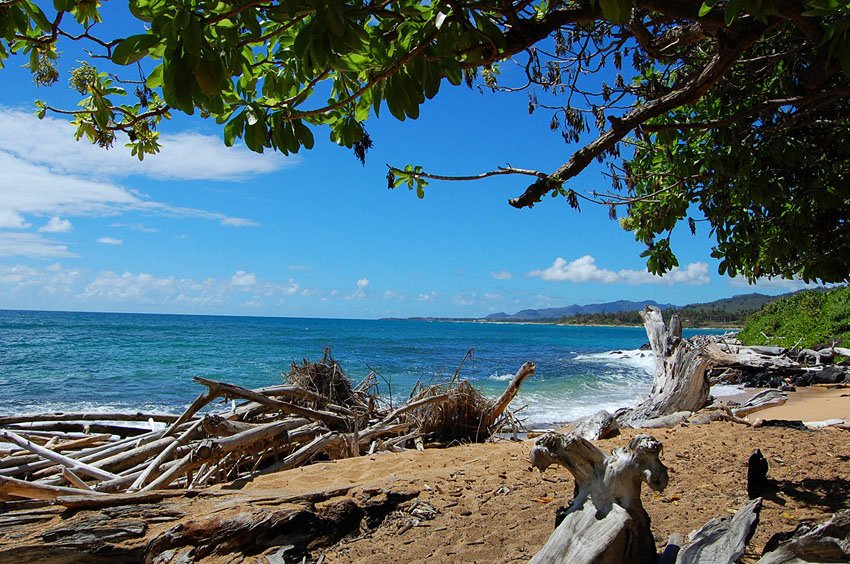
[488,372,516,381]
[573,349,657,375]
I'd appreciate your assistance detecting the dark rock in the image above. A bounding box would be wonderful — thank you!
[747,449,770,500]
[812,366,847,384]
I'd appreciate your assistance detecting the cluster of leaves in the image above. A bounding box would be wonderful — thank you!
[4,0,850,284]
[738,286,850,348]
[621,16,850,283]
[558,305,760,328]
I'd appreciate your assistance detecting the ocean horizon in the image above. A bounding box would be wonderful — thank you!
[0,309,729,429]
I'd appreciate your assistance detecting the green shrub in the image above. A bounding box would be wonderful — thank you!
[739,287,850,348]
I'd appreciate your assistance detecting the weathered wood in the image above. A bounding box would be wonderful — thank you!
[130,418,205,491]
[258,432,346,475]
[0,475,105,500]
[193,376,349,429]
[619,307,711,427]
[529,433,668,564]
[757,509,850,563]
[60,467,92,491]
[675,498,762,563]
[7,421,150,437]
[162,391,217,437]
[0,412,180,425]
[482,361,535,429]
[570,410,620,441]
[0,430,119,482]
[732,389,788,417]
[56,491,182,510]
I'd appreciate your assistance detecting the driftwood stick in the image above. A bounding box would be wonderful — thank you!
[0,475,105,501]
[162,391,218,437]
[7,421,151,437]
[140,452,196,492]
[0,430,119,482]
[258,433,346,475]
[60,467,93,491]
[381,394,451,424]
[0,412,181,425]
[482,361,536,429]
[130,418,205,491]
[193,376,349,429]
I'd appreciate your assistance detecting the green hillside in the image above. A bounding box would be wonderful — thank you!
[558,293,781,328]
[738,287,850,348]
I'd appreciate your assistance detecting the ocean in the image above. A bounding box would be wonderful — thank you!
[0,310,729,429]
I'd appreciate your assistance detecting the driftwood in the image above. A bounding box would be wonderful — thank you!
[732,389,788,417]
[673,498,762,563]
[569,410,620,441]
[619,307,711,427]
[1,352,535,502]
[529,432,668,564]
[757,509,850,563]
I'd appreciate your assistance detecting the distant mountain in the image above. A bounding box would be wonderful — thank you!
[484,299,677,321]
[483,293,794,324]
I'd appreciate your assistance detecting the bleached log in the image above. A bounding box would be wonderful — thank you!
[0,475,105,501]
[675,498,762,563]
[732,389,787,417]
[0,430,119,482]
[757,509,850,563]
[529,432,668,564]
[162,391,218,437]
[130,418,205,491]
[258,432,347,475]
[569,410,619,441]
[60,467,93,492]
[0,412,180,425]
[482,361,535,429]
[620,307,711,427]
[193,376,349,429]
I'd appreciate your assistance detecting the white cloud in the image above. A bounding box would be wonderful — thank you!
[483,292,504,302]
[0,109,263,254]
[491,270,512,280]
[97,237,123,245]
[288,264,312,271]
[0,233,75,258]
[110,223,157,233]
[528,255,710,286]
[0,210,31,229]
[0,109,290,181]
[418,291,439,302]
[39,216,73,233]
[347,277,369,300]
[0,263,323,310]
[230,270,257,287]
[383,290,407,300]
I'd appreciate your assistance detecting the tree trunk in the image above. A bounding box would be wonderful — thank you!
[528,432,668,564]
[619,306,711,427]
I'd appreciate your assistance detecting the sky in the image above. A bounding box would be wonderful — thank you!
[0,7,817,319]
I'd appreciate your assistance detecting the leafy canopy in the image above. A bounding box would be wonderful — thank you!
[3,0,850,282]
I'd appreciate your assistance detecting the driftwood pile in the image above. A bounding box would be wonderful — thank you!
[705,338,850,389]
[0,352,535,504]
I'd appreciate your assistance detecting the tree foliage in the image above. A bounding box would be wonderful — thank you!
[2,0,850,282]
[738,286,850,348]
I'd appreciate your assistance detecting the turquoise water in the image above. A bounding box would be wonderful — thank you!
[0,310,722,428]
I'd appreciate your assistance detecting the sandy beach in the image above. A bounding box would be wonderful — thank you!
[3,385,846,563]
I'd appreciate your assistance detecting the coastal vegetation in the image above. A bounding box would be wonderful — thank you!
[2,0,849,283]
[738,286,850,349]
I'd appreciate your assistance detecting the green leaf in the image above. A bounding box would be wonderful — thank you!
[112,34,159,65]
[182,17,203,56]
[598,0,633,24]
[724,0,742,26]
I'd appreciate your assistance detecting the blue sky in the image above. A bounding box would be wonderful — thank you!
[0,9,814,318]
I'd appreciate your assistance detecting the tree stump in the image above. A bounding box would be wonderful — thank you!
[620,306,711,427]
[529,432,668,564]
